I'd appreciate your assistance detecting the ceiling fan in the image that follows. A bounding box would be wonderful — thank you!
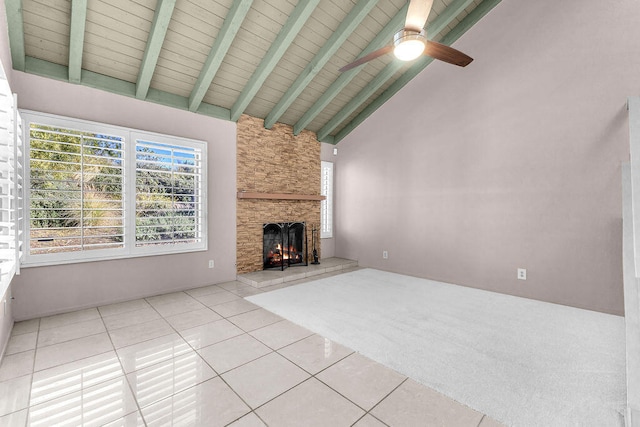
[339,0,473,72]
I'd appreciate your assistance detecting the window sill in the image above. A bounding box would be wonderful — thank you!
[21,246,208,268]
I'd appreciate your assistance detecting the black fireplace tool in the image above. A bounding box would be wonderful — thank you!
[311,225,320,264]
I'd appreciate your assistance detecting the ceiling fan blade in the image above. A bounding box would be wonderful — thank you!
[339,46,393,72]
[405,0,434,32]
[424,40,473,67]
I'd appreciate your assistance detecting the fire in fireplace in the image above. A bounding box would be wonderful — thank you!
[263,222,307,270]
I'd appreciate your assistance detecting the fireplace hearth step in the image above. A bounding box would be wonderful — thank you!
[237,257,358,288]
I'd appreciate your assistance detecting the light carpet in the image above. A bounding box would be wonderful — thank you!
[247,268,626,427]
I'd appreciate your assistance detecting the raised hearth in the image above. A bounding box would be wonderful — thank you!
[237,257,357,288]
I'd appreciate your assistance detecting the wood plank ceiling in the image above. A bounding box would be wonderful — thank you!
[4,0,501,144]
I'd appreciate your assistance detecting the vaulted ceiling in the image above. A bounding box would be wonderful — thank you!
[4,0,500,143]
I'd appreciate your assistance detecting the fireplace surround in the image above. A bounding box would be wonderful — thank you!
[236,115,321,274]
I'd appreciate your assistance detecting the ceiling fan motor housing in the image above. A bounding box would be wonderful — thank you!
[393,29,427,61]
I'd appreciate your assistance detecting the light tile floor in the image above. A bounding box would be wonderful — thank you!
[0,270,505,426]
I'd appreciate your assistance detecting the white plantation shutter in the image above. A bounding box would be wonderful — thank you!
[321,161,333,238]
[133,136,205,250]
[13,96,24,274]
[28,123,125,257]
[0,80,23,292]
[22,111,207,266]
[0,87,14,284]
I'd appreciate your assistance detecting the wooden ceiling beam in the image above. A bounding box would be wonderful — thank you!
[229,0,320,122]
[317,0,477,141]
[24,56,231,120]
[68,0,87,84]
[292,3,408,136]
[135,0,176,100]
[317,61,403,141]
[188,0,253,112]
[4,0,25,71]
[8,0,497,143]
[332,0,503,144]
[263,0,378,130]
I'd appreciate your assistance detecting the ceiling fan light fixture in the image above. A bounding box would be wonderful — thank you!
[393,29,426,61]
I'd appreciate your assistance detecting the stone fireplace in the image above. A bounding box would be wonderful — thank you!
[236,115,321,274]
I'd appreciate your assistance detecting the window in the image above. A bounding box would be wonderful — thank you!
[134,135,204,248]
[28,124,125,255]
[0,78,24,291]
[22,111,207,266]
[321,161,333,239]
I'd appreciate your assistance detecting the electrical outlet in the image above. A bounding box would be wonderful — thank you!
[333,148,338,156]
[517,268,527,280]
[208,260,214,269]
[382,250,388,259]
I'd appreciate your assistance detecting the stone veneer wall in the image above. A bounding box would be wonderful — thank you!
[236,114,321,274]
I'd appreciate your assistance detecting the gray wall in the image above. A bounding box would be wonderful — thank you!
[335,0,639,315]
[10,72,238,320]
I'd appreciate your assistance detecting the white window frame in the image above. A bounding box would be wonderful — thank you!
[321,161,334,239]
[21,110,207,267]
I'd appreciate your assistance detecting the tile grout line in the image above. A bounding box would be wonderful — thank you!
[21,317,40,426]
[235,299,405,425]
[244,266,491,425]
[232,345,359,418]
[142,313,277,426]
[159,299,262,406]
[97,304,149,427]
[143,292,263,425]
[101,290,244,349]
[165,296,285,427]
[313,369,392,416]
[207,327,310,375]
[163,267,392,425]
[9,313,129,423]
[355,377,409,427]
[35,329,106,351]
[227,309,401,425]
[303,350,401,426]
[153,286,352,424]
[247,323,315,351]
[349,410,390,427]
[248,375,318,416]
[245,345,394,426]
[103,301,173,350]
[211,271,384,422]
[279,345,355,378]
[8,265,372,426]
[209,302,262,319]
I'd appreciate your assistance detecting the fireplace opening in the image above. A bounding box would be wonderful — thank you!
[263,222,307,270]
